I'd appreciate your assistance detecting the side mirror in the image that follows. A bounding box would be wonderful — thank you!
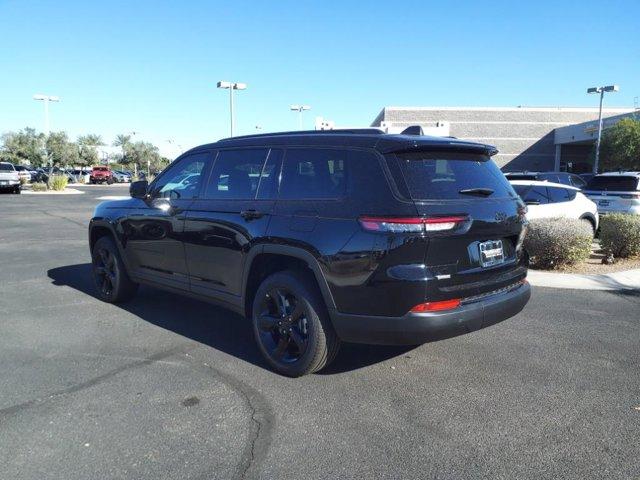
[525,200,540,206]
[130,180,149,199]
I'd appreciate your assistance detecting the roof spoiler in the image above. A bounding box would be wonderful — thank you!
[400,125,424,136]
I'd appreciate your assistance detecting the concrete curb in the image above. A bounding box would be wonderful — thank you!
[528,268,640,291]
[21,188,85,195]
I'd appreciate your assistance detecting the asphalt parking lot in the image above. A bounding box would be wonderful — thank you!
[1,185,639,480]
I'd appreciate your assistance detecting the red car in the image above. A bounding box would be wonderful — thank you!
[90,166,114,185]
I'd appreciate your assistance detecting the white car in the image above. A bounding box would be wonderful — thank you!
[0,162,21,194]
[583,172,640,215]
[510,180,599,232]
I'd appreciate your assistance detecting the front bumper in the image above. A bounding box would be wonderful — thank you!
[331,281,531,345]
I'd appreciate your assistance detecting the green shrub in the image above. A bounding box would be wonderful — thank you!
[19,176,30,186]
[49,174,68,191]
[599,213,640,259]
[524,218,593,269]
[31,182,48,192]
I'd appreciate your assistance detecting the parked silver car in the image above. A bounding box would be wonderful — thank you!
[112,170,132,183]
[583,172,640,215]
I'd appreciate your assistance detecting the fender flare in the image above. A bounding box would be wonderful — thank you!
[579,212,597,228]
[241,244,337,316]
[88,218,134,275]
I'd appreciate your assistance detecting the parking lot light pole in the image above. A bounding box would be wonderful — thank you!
[290,105,311,130]
[33,94,60,178]
[33,94,60,135]
[217,81,247,137]
[587,85,619,174]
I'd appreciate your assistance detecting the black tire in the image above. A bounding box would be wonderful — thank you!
[252,270,340,377]
[13,186,21,194]
[107,177,114,185]
[91,236,138,303]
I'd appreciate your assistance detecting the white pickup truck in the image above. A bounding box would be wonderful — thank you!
[0,162,21,194]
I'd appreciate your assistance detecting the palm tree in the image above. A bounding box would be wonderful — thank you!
[113,134,132,165]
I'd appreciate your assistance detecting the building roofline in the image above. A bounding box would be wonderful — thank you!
[381,106,634,113]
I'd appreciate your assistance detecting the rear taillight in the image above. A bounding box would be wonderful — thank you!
[358,215,469,233]
[410,298,461,313]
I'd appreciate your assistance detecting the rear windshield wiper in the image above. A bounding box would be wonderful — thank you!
[459,188,494,196]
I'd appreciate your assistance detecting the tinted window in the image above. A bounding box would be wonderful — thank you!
[0,164,15,171]
[256,150,283,200]
[204,149,268,199]
[280,148,347,199]
[512,185,550,204]
[586,176,639,191]
[505,173,538,181]
[393,152,516,200]
[548,187,576,203]
[569,174,587,188]
[539,173,562,184]
[152,152,209,200]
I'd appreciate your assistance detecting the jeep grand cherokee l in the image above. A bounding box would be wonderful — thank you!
[89,129,530,376]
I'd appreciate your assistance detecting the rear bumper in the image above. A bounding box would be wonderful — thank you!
[331,281,531,345]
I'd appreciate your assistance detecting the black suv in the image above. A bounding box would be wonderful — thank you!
[89,129,530,376]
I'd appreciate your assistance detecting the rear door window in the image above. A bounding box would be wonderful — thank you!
[548,187,576,203]
[512,185,550,204]
[204,148,269,200]
[280,148,347,199]
[586,176,639,191]
[390,152,516,200]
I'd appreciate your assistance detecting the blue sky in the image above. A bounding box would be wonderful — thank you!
[1,0,639,156]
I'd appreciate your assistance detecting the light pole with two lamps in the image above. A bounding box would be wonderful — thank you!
[217,81,247,137]
[587,84,619,174]
[33,94,60,135]
[290,104,311,130]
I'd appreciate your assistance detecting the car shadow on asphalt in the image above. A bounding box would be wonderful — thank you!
[47,263,414,375]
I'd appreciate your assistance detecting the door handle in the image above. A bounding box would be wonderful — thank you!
[240,209,265,220]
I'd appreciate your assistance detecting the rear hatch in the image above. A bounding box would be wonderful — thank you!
[384,150,527,302]
[583,175,640,213]
[0,164,19,184]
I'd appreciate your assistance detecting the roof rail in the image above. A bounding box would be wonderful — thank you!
[218,128,385,142]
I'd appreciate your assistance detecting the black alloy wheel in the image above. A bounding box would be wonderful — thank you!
[257,288,310,364]
[91,236,138,303]
[93,247,117,298]
[252,270,340,376]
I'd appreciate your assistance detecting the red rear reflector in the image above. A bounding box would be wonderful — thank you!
[410,298,461,313]
[359,215,468,232]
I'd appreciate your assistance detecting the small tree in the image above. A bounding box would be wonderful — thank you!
[0,128,45,166]
[46,131,79,167]
[599,118,640,172]
[78,134,105,166]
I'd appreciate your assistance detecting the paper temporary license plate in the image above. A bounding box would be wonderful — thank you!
[479,240,505,267]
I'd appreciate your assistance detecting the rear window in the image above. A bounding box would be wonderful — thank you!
[586,176,639,191]
[0,163,15,171]
[93,167,109,171]
[391,152,516,200]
